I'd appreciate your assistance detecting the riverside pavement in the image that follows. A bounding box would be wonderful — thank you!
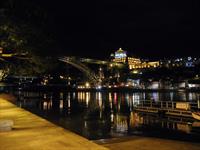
[0,95,108,150]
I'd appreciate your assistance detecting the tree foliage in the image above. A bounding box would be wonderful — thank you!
[0,0,58,76]
[0,22,26,52]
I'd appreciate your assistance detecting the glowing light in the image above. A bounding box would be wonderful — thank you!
[111,113,114,122]
[60,100,63,109]
[109,92,112,109]
[2,53,13,57]
[85,82,90,88]
[86,92,90,107]
[68,99,71,108]
[96,85,102,89]
[114,93,117,104]
[77,86,85,89]
[132,70,138,74]
[188,57,192,61]
[96,92,102,108]
[43,94,47,99]
[43,101,48,110]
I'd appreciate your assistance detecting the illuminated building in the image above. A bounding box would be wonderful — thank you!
[111,48,160,70]
[127,57,141,69]
[112,48,127,63]
[128,59,159,69]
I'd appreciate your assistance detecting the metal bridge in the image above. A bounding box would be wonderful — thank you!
[0,53,123,86]
[59,57,101,86]
[59,56,123,86]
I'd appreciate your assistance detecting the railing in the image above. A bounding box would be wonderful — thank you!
[136,100,199,111]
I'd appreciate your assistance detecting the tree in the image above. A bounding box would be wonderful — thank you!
[0,0,58,76]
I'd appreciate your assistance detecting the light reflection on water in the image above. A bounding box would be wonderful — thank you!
[13,91,200,141]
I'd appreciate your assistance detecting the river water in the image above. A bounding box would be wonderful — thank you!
[11,90,200,141]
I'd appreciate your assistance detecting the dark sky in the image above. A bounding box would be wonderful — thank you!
[7,0,200,59]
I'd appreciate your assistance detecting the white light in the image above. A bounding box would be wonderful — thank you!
[97,85,102,89]
[188,57,192,61]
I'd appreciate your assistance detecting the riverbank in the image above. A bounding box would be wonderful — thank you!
[2,83,200,93]
[0,94,108,150]
[1,93,200,150]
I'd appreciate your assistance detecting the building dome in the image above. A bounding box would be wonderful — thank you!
[115,48,127,59]
[117,48,124,53]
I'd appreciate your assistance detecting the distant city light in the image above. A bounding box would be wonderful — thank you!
[85,82,90,88]
[96,85,102,89]
[132,70,138,74]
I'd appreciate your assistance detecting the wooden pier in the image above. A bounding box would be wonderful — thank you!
[134,100,199,118]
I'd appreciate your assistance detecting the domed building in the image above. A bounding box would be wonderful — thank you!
[112,48,127,63]
[111,48,159,70]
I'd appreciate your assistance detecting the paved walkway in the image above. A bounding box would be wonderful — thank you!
[0,95,108,150]
[96,136,200,150]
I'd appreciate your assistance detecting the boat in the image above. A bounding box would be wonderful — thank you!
[192,112,200,120]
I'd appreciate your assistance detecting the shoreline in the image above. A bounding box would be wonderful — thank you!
[1,93,200,150]
[1,84,200,92]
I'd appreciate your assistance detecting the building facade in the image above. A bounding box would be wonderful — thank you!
[111,48,160,70]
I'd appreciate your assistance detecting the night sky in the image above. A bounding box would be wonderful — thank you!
[3,0,200,59]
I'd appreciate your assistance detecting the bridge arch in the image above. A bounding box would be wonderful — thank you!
[59,57,100,85]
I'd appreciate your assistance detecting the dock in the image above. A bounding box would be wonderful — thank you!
[134,100,199,118]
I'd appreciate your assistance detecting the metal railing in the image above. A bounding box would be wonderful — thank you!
[136,100,199,111]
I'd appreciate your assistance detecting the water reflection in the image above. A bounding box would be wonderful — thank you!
[114,115,128,133]
[14,91,200,141]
